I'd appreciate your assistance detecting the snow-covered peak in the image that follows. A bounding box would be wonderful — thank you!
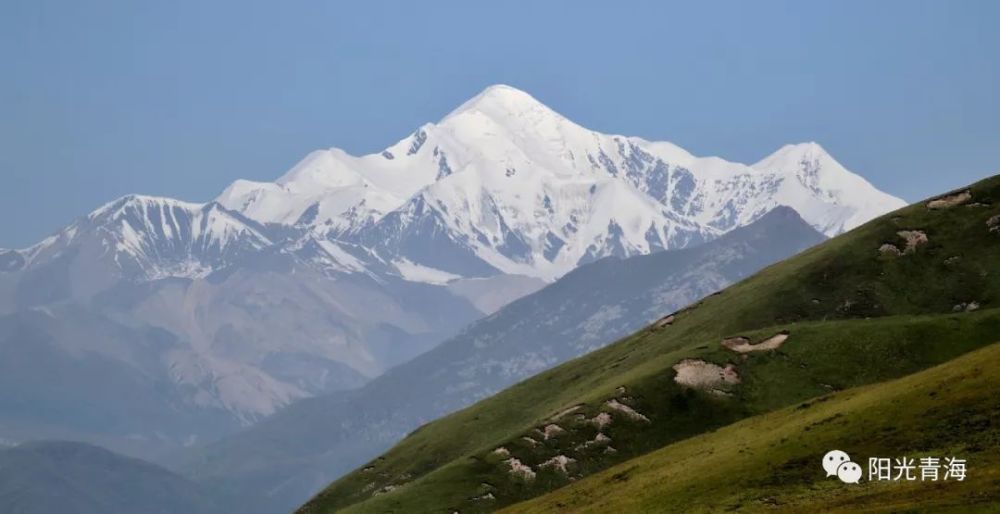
[432,85,602,178]
[754,141,852,197]
[751,142,907,233]
[274,149,368,191]
[202,87,905,281]
[753,142,852,188]
[754,141,828,168]
[86,194,267,244]
[442,84,562,124]
[18,194,277,281]
[88,194,203,222]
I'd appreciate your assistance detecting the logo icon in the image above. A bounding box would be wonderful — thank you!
[823,450,861,484]
[837,461,862,484]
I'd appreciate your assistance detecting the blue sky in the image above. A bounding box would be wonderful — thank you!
[2,0,998,247]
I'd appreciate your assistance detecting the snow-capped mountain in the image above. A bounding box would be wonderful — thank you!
[10,195,272,283]
[0,84,905,461]
[5,84,905,289]
[217,85,905,281]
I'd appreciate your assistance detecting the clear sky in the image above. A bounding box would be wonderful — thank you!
[2,0,998,247]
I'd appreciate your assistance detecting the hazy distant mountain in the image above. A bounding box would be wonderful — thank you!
[182,207,824,513]
[0,441,219,514]
[0,198,487,458]
[0,85,901,461]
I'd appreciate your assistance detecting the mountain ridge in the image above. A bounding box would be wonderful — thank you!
[5,85,904,285]
[214,84,904,280]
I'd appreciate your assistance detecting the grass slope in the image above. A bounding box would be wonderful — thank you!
[506,342,1000,513]
[298,175,1000,513]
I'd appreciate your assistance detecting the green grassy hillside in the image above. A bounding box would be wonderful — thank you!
[506,342,1000,513]
[297,175,1000,513]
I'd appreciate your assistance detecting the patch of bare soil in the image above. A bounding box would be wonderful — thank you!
[722,332,789,353]
[927,190,972,209]
[897,230,928,254]
[673,359,741,388]
[492,447,510,458]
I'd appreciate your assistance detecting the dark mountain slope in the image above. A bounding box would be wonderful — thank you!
[0,441,219,514]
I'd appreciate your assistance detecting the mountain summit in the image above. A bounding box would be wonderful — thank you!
[442,84,559,123]
[217,84,906,280]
